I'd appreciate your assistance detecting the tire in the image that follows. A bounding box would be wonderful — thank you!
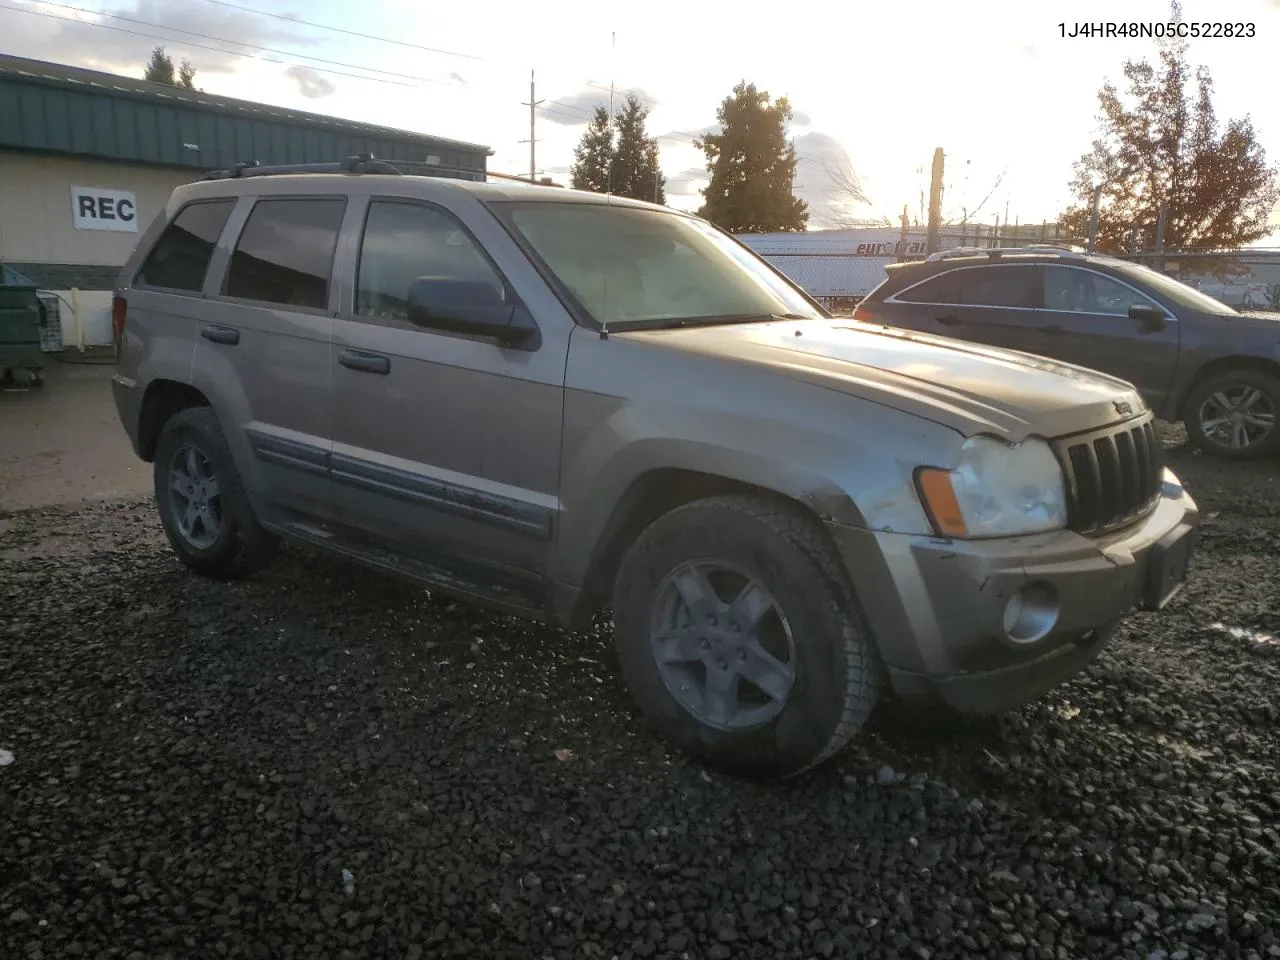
[611,494,883,779]
[152,406,276,579]
[1183,369,1280,460]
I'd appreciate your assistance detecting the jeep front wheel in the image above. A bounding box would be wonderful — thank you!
[611,494,882,779]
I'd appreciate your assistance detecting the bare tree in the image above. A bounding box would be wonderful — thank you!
[819,159,893,228]
[942,168,1007,226]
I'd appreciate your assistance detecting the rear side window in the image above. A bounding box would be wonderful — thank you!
[223,198,346,309]
[134,200,234,292]
[955,265,1037,308]
[894,271,959,304]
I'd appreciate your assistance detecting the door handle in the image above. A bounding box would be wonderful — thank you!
[338,350,391,375]
[936,314,961,326]
[200,325,240,345]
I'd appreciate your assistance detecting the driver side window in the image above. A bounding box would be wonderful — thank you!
[356,200,504,323]
[1043,266,1158,316]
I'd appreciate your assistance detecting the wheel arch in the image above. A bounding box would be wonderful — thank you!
[137,380,212,461]
[1177,355,1280,420]
[560,467,846,631]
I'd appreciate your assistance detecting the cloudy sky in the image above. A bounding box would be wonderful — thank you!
[3,0,1279,235]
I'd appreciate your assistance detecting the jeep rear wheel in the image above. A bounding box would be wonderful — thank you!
[1184,369,1280,460]
[611,494,882,779]
[153,407,276,579]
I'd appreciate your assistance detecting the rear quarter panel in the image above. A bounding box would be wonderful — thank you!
[114,195,207,444]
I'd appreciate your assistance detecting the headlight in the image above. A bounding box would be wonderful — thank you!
[916,435,1068,538]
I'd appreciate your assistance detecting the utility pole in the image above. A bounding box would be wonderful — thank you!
[898,204,909,261]
[925,147,944,255]
[519,71,545,183]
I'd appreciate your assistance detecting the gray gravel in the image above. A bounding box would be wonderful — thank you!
[2,435,1278,960]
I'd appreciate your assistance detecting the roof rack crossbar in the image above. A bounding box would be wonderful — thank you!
[200,153,488,182]
[924,244,1087,263]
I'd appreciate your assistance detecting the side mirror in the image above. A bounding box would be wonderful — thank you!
[1129,303,1167,331]
[406,277,537,347]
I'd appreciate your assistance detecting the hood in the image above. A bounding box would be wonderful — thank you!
[621,318,1146,441]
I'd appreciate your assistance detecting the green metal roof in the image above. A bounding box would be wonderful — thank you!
[0,54,490,173]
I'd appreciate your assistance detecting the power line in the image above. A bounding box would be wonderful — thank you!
[4,0,702,169]
[193,0,484,61]
[16,0,470,88]
[539,98,700,149]
[0,2,437,90]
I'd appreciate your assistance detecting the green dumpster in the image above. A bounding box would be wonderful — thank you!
[0,266,44,387]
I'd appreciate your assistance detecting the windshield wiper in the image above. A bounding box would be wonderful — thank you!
[638,312,812,329]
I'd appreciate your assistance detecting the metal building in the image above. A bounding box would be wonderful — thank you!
[0,53,490,346]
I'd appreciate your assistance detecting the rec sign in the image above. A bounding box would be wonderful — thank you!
[71,186,138,233]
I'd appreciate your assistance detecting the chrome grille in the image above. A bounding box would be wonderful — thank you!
[1056,416,1163,535]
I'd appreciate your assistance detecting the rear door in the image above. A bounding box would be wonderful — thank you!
[1027,265,1180,406]
[191,195,345,526]
[127,197,237,383]
[884,264,1040,352]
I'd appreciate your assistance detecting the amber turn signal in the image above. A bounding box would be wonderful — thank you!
[916,468,969,538]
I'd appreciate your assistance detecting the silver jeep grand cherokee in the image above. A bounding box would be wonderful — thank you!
[110,158,1199,779]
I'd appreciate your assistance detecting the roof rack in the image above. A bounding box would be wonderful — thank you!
[924,244,1088,263]
[200,152,487,182]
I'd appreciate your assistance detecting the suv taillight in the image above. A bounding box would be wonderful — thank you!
[112,295,127,348]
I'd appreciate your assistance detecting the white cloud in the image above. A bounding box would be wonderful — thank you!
[539,85,660,126]
[284,64,335,99]
[665,166,708,197]
[1,0,315,78]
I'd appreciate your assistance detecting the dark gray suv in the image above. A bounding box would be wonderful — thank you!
[855,247,1280,459]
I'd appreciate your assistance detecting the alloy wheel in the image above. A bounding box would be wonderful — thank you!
[648,560,797,731]
[168,443,223,549]
[1198,386,1276,451]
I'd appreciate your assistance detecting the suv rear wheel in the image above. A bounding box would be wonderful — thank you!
[1184,369,1280,460]
[153,407,276,579]
[611,494,882,779]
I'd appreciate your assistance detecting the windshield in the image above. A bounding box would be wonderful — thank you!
[497,201,824,328]
[1107,259,1238,315]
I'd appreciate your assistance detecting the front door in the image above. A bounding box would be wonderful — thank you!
[1028,265,1181,408]
[328,195,568,583]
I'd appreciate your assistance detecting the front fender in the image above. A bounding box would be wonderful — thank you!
[550,397,960,589]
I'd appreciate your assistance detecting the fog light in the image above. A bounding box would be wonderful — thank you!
[1002,582,1059,644]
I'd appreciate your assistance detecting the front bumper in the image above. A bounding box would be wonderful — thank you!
[831,469,1199,714]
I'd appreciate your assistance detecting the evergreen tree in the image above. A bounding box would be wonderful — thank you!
[144,47,176,86]
[144,46,197,89]
[697,81,807,233]
[570,108,614,194]
[609,95,666,204]
[568,97,666,204]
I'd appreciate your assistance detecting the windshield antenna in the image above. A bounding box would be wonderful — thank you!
[601,29,616,340]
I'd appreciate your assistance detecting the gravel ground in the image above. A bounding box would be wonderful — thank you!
[2,430,1278,960]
